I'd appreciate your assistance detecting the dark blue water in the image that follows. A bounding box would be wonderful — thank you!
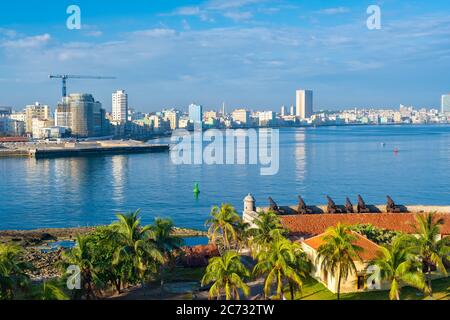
[182,237,209,247]
[1,125,450,230]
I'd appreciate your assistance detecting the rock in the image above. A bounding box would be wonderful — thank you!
[40,233,57,241]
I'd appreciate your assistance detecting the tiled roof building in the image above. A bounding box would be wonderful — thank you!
[280,213,450,238]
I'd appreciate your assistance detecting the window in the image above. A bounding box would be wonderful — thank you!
[357,276,366,290]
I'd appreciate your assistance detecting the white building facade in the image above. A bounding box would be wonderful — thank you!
[112,90,128,123]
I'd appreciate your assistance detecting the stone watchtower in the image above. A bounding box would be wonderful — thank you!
[243,194,258,227]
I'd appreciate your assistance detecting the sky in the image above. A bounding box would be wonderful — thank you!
[0,0,449,112]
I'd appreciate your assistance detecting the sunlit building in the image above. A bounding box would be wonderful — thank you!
[112,90,128,123]
[296,89,313,119]
[442,94,450,114]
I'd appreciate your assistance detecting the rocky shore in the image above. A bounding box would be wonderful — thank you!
[0,226,207,280]
[0,226,206,245]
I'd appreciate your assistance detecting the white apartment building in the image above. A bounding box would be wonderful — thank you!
[232,109,251,126]
[112,90,128,123]
[24,103,52,133]
[258,111,276,126]
[31,118,55,139]
[163,110,179,130]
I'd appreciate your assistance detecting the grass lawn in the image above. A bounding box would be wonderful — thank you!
[155,267,206,283]
[295,277,450,300]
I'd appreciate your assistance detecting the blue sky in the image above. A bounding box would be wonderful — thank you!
[0,0,449,112]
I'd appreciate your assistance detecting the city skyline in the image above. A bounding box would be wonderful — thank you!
[0,1,450,111]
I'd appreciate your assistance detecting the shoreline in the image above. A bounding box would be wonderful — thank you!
[0,226,207,246]
[0,226,208,282]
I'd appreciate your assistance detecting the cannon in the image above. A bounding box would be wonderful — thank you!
[386,196,401,213]
[297,195,312,214]
[345,197,354,213]
[357,195,370,213]
[268,197,281,214]
[326,196,342,214]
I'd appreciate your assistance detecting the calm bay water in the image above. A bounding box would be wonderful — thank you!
[1,125,450,231]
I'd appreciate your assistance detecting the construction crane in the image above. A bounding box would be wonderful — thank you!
[49,74,116,100]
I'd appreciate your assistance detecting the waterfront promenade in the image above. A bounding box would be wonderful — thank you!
[0,140,169,158]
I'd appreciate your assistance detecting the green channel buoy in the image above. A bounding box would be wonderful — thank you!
[193,183,200,195]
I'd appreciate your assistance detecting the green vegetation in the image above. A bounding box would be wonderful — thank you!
[201,251,250,300]
[206,204,242,250]
[0,206,449,301]
[0,244,68,300]
[350,224,402,245]
[0,244,32,299]
[316,224,363,300]
[248,210,287,253]
[152,218,184,296]
[291,276,449,300]
[60,211,182,299]
[369,236,427,300]
[401,213,450,298]
[253,233,310,299]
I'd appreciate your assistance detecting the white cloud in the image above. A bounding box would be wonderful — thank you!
[174,6,202,16]
[132,28,177,38]
[0,28,18,38]
[169,0,265,22]
[223,11,253,21]
[206,0,266,10]
[318,7,350,15]
[2,33,51,49]
[1,12,449,109]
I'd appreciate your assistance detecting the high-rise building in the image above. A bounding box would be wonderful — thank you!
[0,118,24,136]
[232,109,251,126]
[296,90,313,119]
[64,93,105,137]
[163,110,179,130]
[0,107,12,117]
[442,94,450,114]
[290,105,295,116]
[258,111,276,127]
[204,110,218,120]
[10,111,26,123]
[189,104,203,125]
[280,105,286,117]
[55,104,72,128]
[112,90,128,123]
[24,103,52,133]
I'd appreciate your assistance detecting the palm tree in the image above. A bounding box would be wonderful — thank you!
[370,236,427,300]
[0,244,31,300]
[206,204,241,250]
[112,210,165,286]
[249,210,287,254]
[316,224,362,300]
[287,245,312,300]
[201,251,250,300]
[253,235,306,300]
[234,219,251,251]
[62,235,96,299]
[152,218,184,256]
[403,213,450,299]
[151,218,184,297]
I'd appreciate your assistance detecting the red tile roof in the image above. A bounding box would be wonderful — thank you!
[281,213,450,237]
[303,231,381,261]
